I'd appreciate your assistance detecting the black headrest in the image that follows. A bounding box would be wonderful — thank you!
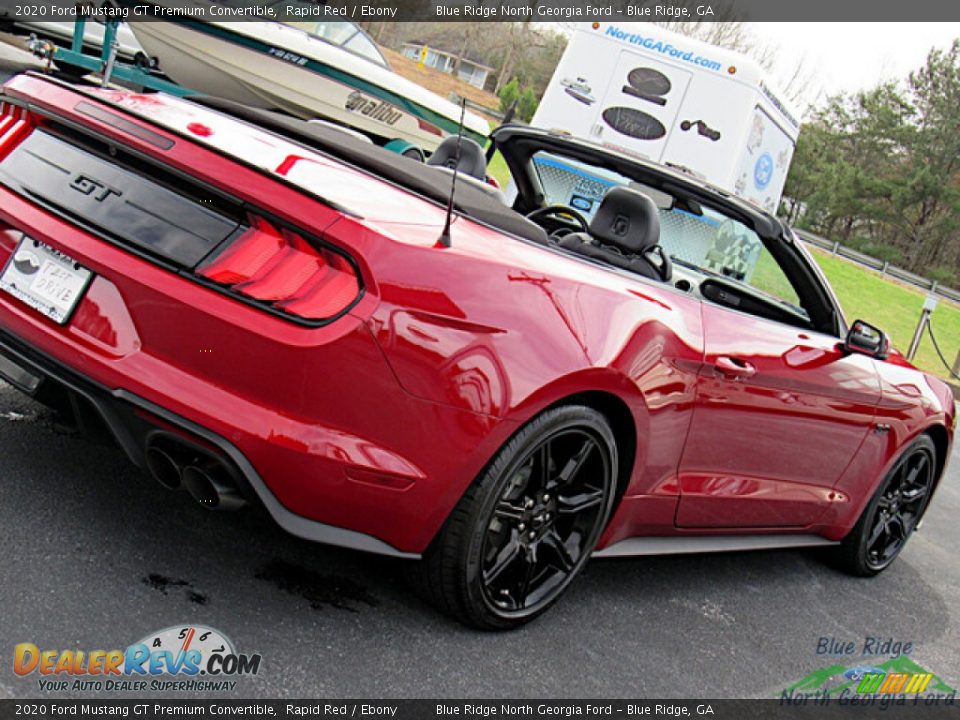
[426,136,487,181]
[589,187,660,254]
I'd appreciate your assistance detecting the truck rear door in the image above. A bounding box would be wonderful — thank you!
[591,51,692,160]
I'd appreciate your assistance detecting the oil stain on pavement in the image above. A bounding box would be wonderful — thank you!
[256,559,378,612]
[143,573,209,605]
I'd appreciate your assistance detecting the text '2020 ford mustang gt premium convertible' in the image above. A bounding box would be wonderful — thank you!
[0,73,953,629]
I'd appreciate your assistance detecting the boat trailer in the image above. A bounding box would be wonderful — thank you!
[28,18,192,96]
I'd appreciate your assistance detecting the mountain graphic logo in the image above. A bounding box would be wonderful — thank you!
[783,656,956,698]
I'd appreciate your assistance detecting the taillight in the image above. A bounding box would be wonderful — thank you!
[198,214,361,322]
[0,101,34,160]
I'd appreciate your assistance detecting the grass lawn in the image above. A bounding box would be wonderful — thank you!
[679,245,958,381]
[750,248,802,306]
[488,152,510,189]
[809,249,960,381]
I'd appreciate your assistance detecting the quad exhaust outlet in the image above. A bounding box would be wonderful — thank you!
[144,436,246,511]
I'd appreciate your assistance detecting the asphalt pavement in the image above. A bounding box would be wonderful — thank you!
[1,380,958,700]
[0,37,958,700]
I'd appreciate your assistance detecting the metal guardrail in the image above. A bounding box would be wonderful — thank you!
[795,229,960,305]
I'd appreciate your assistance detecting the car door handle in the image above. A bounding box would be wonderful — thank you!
[713,356,757,380]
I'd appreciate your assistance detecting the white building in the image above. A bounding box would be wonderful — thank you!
[400,43,494,89]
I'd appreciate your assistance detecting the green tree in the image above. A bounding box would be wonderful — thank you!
[783,40,960,280]
[517,87,539,123]
[498,78,520,118]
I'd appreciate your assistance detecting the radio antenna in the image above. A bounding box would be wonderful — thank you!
[437,98,467,249]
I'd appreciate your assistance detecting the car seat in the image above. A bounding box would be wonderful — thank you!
[559,186,672,282]
[427,136,488,181]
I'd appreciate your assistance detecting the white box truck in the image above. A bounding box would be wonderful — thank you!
[532,22,801,214]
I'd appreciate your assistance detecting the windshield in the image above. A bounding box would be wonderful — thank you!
[530,151,807,319]
[272,10,389,67]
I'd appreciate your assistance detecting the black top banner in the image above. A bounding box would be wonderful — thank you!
[0,0,958,22]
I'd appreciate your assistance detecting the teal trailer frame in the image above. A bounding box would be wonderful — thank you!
[38,19,193,96]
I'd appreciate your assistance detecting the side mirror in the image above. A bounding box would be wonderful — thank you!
[844,319,889,359]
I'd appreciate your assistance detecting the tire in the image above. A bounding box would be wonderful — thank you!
[414,405,618,630]
[134,52,163,72]
[836,435,937,576]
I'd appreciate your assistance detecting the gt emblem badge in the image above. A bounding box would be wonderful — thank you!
[69,173,122,202]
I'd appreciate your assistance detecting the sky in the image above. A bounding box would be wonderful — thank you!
[750,23,960,110]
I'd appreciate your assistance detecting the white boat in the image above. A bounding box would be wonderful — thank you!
[560,77,596,105]
[129,20,490,154]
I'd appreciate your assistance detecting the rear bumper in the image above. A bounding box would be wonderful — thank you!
[0,326,420,559]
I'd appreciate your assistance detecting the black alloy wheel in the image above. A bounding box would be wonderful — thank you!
[415,405,618,630]
[837,435,937,576]
[480,427,611,614]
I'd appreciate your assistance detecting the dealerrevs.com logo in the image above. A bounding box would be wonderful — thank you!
[14,625,262,693]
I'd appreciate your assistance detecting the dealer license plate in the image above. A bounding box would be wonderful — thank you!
[0,236,93,324]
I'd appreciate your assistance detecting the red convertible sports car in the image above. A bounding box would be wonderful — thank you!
[0,73,954,629]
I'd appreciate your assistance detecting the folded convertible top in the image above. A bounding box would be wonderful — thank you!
[189,96,549,246]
